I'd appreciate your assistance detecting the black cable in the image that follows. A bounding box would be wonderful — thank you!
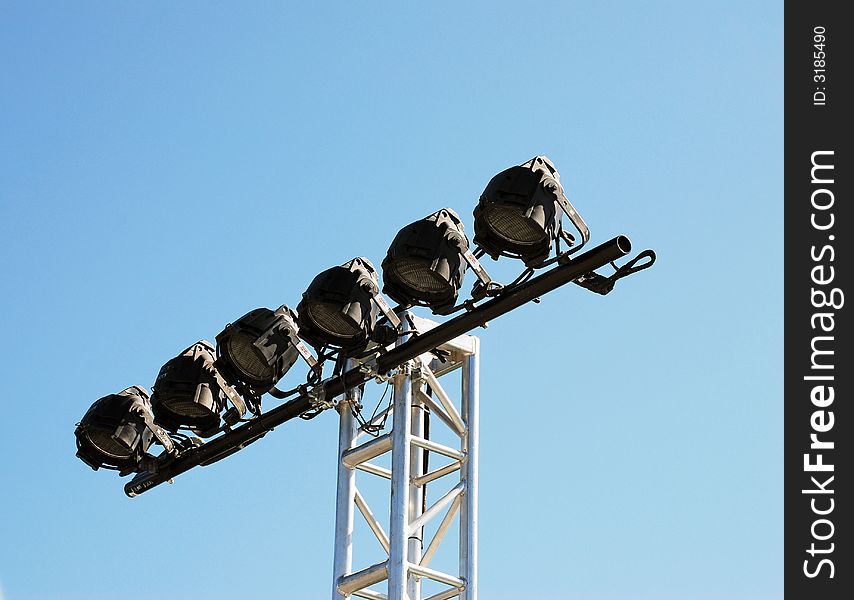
[422,405,430,514]
[352,379,393,436]
[507,267,535,288]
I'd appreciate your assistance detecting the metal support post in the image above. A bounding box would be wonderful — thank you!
[408,399,425,599]
[460,338,479,600]
[388,358,413,598]
[332,364,360,600]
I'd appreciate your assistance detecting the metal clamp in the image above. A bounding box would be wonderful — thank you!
[393,360,413,378]
[308,383,333,410]
[358,361,382,383]
[203,363,248,421]
[574,249,656,295]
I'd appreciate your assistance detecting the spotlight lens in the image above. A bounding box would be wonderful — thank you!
[305,302,361,340]
[161,398,217,420]
[85,428,133,460]
[483,204,548,248]
[226,332,274,382]
[386,258,451,296]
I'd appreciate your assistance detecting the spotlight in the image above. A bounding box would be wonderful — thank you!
[473,156,590,267]
[382,208,492,314]
[297,257,400,351]
[151,341,246,437]
[75,385,173,472]
[216,305,316,396]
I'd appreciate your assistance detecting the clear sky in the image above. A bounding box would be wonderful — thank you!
[0,2,782,599]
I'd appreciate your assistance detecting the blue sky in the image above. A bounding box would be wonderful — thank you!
[0,2,782,599]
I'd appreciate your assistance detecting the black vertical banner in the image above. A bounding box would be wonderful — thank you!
[785,2,852,598]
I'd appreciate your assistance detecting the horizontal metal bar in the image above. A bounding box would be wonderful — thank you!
[408,563,466,589]
[413,461,461,487]
[354,488,390,554]
[411,482,465,533]
[342,433,392,468]
[125,236,631,496]
[424,588,463,600]
[409,314,475,355]
[338,561,389,595]
[354,590,388,600]
[411,436,465,461]
[355,462,392,480]
[428,358,461,378]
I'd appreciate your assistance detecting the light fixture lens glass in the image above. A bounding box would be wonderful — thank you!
[226,331,274,382]
[304,302,362,340]
[386,257,451,296]
[84,428,133,460]
[482,204,548,248]
[161,398,216,420]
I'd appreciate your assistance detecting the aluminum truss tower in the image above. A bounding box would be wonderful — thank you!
[332,314,479,600]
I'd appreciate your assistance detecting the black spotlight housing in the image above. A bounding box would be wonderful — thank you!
[151,341,245,437]
[75,385,173,472]
[382,208,469,314]
[297,257,380,351]
[216,305,303,395]
[473,156,568,267]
